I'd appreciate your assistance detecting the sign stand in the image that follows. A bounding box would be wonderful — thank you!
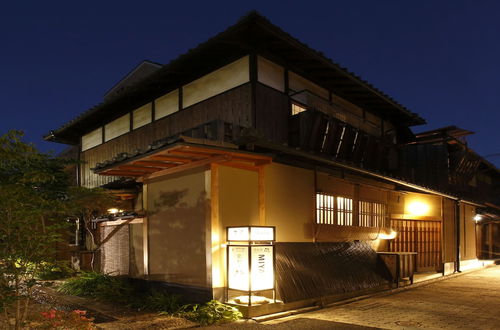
[226,226,276,307]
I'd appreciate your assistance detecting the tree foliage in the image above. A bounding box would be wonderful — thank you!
[0,130,91,328]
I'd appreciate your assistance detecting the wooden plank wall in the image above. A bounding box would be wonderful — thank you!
[81,84,252,188]
[399,144,449,189]
[255,83,290,144]
[288,109,395,172]
[390,219,442,271]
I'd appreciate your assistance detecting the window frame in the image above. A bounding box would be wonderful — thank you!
[315,192,353,226]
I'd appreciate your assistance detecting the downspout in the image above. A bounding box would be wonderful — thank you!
[455,201,461,273]
[313,168,318,242]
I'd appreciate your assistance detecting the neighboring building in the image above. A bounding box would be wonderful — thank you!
[400,126,500,262]
[46,12,499,314]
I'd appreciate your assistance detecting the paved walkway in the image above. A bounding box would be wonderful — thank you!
[205,265,500,329]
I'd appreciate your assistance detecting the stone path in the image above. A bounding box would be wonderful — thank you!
[204,265,500,329]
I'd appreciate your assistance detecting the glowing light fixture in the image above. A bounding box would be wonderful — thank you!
[226,226,276,307]
[107,208,123,214]
[407,201,430,216]
[379,230,398,240]
[474,214,482,222]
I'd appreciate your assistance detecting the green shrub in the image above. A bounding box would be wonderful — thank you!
[58,272,133,303]
[179,300,242,326]
[58,274,242,325]
[35,262,74,280]
[135,291,181,312]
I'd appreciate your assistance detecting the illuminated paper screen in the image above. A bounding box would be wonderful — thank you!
[250,246,274,291]
[228,246,249,291]
[228,226,274,241]
[227,227,250,241]
[250,227,274,241]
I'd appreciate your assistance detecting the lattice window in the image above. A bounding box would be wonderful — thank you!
[358,201,387,227]
[316,193,335,225]
[359,201,371,227]
[316,193,353,226]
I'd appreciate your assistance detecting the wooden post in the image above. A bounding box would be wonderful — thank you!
[489,223,494,259]
[142,183,149,276]
[210,163,224,298]
[353,184,360,226]
[258,166,266,225]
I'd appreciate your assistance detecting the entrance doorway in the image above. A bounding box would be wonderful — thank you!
[389,219,442,272]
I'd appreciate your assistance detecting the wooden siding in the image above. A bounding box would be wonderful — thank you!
[255,83,289,144]
[389,219,442,272]
[289,109,397,172]
[81,83,252,187]
[399,143,449,189]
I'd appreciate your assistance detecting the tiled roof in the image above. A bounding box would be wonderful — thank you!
[45,11,425,144]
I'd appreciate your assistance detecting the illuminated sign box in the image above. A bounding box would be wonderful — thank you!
[226,226,276,306]
[227,245,274,291]
[227,226,275,242]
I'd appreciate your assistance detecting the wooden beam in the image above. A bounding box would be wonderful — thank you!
[118,165,164,172]
[143,155,230,182]
[221,162,259,172]
[166,150,212,158]
[149,154,193,163]
[133,160,179,168]
[185,145,273,161]
[100,170,144,177]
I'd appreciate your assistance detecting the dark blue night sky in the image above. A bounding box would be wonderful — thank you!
[1,1,499,167]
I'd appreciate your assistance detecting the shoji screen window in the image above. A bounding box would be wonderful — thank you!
[316,193,353,226]
[358,201,387,228]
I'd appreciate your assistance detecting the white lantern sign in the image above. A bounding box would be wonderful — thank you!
[226,226,276,306]
[227,246,249,290]
[250,245,274,291]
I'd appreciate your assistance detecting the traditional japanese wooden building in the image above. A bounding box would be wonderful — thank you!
[46,12,499,315]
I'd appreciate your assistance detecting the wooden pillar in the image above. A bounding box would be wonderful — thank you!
[489,223,494,259]
[142,183,149,276]
[210,164,224,298]
[258,166,266,225]
[353,184,360,226]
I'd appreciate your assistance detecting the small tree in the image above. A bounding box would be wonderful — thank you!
[0,131,74,328]
[64,186,116,268]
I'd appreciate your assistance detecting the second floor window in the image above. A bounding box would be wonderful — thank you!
[316,193,353,226]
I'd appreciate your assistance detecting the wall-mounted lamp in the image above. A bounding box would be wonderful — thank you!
[379,230,398,240]
[107,208,123,215]
[407,201,430,216]
[91,209,138,228]
[473,214,482,222]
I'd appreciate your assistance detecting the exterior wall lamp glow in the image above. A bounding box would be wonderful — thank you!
[91,209,138,229]
[226,226,276,306]
[407,201,430,216]
[379,230,398,240]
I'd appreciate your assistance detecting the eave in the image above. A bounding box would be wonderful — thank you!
[94,142,272,182]
[45,12,424,145]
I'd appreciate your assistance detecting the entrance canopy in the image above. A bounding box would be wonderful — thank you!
[94,142,272,182]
